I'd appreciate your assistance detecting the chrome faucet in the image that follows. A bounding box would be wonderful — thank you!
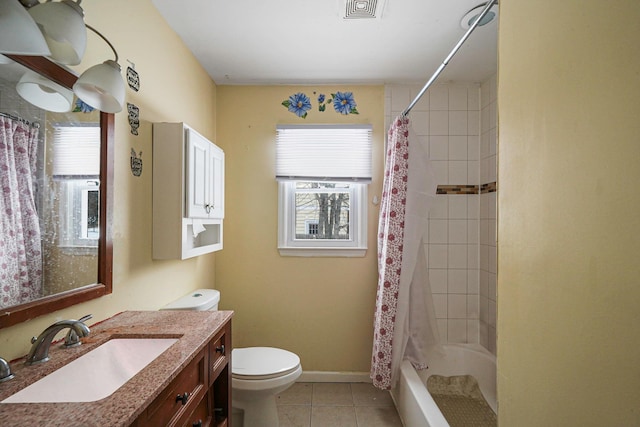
[25,317,91,365]
[62,314,93,348]
[0,357,14,382]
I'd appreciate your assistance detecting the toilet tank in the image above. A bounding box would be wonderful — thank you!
[160,289,220,311]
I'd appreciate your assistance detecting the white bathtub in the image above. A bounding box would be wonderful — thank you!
[390,344,497,427]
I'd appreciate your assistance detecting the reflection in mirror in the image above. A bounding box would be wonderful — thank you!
[0,55,112,328]
[43,111,100,296]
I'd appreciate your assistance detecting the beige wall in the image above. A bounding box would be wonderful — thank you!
[216,86,384,372]
[0,0,218,360]
[498,0,640,425]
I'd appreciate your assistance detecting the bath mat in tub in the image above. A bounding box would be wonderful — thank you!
[427,375,497,427]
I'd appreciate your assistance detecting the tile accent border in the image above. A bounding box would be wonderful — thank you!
[437,185,478,195]
[481,182,497,193]
[436,181,497,195]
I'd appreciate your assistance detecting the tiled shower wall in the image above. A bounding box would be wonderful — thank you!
[385,76,497,354]
[479,76,497,354]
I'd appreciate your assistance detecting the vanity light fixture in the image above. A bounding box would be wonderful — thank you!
[26,0,87,65]
[0,0,51,56]
[72,24,125,114]
[3,0,125,114]
[16,69,74,112]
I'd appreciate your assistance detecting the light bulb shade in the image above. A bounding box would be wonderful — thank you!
[29,0,86,65]
[73,60,125,113]
[0,0,52,56]
[16,70,74,112]
[0,55,14,64]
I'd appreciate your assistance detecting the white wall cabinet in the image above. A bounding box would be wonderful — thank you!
[153,122,224,259]
[186,129,224,219]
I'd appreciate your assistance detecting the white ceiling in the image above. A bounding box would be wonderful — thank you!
[151,0,498,86]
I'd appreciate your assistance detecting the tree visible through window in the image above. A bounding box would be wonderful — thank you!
[295,182,350,240]
[276,124,371,256]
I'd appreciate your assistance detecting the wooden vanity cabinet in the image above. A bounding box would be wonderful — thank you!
[134,321,231,427]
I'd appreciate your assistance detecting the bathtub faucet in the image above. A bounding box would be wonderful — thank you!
[25,317,91,365]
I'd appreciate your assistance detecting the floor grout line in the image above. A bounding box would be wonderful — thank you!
[276,382,403,427]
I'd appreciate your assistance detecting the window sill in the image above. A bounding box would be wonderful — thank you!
[58,246,98,256]
[278,247,367,258]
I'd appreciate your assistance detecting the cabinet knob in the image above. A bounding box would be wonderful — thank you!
[192,420,202,427]
[204,203,212,214]
[176,392,189,405]
[215,344,225,355]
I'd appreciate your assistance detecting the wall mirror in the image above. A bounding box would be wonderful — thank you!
[0,54,113,329]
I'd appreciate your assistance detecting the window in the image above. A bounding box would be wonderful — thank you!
[306,221,319,236]
[52,124,100,251]
[58,180,100,249]
[276,124,372,257]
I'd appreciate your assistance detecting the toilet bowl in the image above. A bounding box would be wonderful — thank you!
[232,346,302,427]
[161,289,302,427]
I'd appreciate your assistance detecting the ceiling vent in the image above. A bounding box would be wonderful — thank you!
[344,0,385,19]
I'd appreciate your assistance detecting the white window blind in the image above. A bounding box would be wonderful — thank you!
[276,124,372,182]
[52,124,100,178]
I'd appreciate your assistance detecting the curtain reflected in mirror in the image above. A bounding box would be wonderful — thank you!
[0,55,110,321]
[0,114,43,308]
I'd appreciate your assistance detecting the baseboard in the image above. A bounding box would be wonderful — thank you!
[299,371,372,383]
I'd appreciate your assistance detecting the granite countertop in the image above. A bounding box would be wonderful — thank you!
[0,310,233,426]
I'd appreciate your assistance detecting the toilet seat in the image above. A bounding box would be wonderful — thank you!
[232,347,300,380]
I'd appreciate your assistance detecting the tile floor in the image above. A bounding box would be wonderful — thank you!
[276,382,404,427]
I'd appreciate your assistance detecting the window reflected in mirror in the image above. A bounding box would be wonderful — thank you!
[43,119,101,297]
[0,55,112,326]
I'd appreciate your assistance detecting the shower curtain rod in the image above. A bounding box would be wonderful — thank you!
[402,0,498,117]
[0,111,40,128]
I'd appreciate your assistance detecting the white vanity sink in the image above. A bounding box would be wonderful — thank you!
[1,338,178,403]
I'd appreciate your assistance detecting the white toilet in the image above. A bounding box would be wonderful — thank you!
[161,289,302,427]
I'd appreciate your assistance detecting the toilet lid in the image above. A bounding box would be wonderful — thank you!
[232,347,300,379]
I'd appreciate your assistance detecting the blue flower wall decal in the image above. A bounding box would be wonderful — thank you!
[333,91,358,115]
[73,98,95,113]
[282,92,312,118]
[317,93,327,111]
[282,91,359,117]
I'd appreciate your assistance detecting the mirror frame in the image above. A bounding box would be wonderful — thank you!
[0,55,114,329]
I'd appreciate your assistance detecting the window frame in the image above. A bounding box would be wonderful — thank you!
[278,180,367,257]
[57,179,100,254]
[51,122,101,254]
[275,124,372,257]
[305,220,319,236]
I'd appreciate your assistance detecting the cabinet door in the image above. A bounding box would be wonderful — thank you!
[209,145,224,219]
[186,129,212,218]
[140,348,207,427]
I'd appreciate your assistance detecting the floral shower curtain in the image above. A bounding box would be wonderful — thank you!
[371,116,439,390]
[0,116,42,308]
